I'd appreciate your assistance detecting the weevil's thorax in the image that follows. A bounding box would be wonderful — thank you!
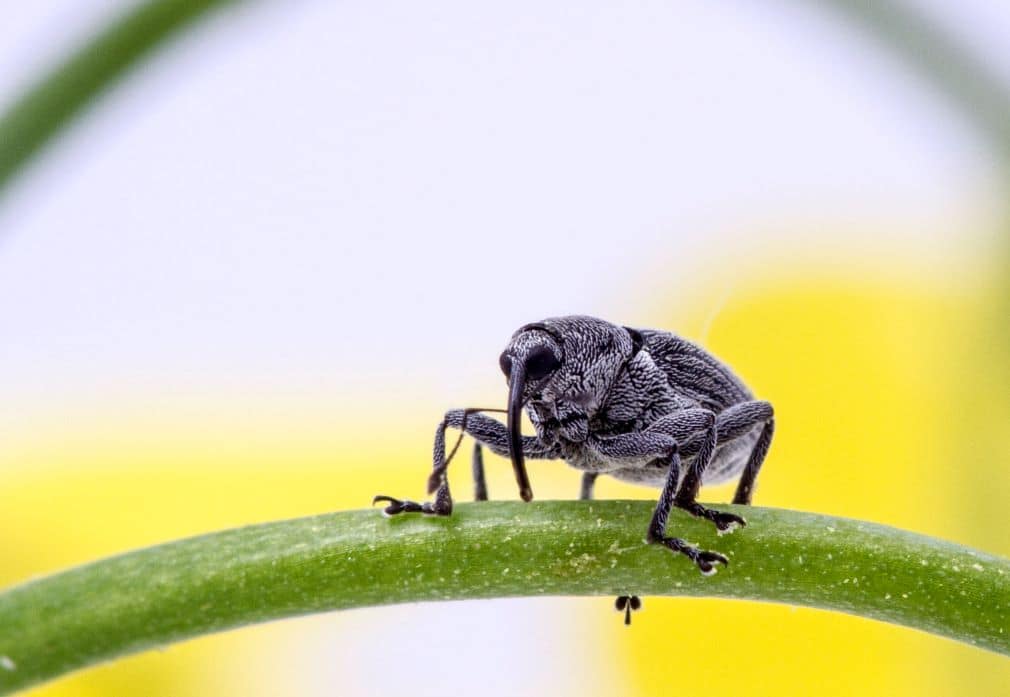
[592,350,685,436]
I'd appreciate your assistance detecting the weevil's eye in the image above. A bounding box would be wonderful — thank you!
[499,352,512,377]
[525,345,561,381]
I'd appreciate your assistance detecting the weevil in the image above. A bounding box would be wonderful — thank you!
[374,315,774,623]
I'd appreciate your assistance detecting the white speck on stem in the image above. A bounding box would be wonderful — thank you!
[0,656,15,671]
[971,563,984,572]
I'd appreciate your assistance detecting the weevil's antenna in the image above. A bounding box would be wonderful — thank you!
[441,407,506,472]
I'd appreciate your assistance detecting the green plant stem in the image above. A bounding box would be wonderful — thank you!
[817,0,1010,162]
[1,501,1008,694]
[2,0,1009,201]
[0,0,237,194]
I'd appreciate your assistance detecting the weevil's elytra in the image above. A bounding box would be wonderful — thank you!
[373,315,775,623]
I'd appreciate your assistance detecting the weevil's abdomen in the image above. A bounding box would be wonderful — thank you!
[598,425,761,488]
[703,426,762,484]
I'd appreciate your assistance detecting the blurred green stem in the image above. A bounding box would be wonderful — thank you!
[817,0,1010,162]
[0,0,237,194]
[1,501,1008,694]
[1,0,1009,200]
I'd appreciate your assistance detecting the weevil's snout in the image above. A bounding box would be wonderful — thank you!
[499,330,563,503]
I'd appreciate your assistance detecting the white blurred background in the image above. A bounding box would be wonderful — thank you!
[1,2,1008,696]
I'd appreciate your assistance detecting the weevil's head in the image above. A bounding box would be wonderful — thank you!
[498,316,643,501]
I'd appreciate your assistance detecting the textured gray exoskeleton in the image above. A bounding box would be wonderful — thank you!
[374,316,774,621]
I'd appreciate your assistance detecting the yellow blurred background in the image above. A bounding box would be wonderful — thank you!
[5,239,1010,695]
[2,1,1010,695]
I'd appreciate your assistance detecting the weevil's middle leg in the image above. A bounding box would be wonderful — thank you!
[579,472,598,501]
[472,443,488,501]
[591,428,729,574]
[647,411,745,533]
[646,445,728,574]
[670,415,746,533]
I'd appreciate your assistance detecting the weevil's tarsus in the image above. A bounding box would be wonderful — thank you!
[371,495,445,517]
[373,407,550,517]
[615,595,642,625]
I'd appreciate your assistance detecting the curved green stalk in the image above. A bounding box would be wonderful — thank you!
[1,501,1007,694]
[0,0,237,194]
[2,0,1009,200]
[815,0,1010,161]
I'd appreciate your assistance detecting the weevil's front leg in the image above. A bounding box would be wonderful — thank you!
[579,472,598,500]
[374,409,555,517]
[590,429,728,575]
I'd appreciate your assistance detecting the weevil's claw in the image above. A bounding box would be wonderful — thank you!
[714,511,746,534]
[675,501,746,534]
[372,494,452,517]
[615,595,642,625]
[372,495,425,516]
[693,550,729,576]
[651,533,729,576]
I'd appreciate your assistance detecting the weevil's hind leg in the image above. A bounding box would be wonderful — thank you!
[472,443,488,501]
[579,472,598,501]
[733,418,775,505]
[712,401,774,505]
